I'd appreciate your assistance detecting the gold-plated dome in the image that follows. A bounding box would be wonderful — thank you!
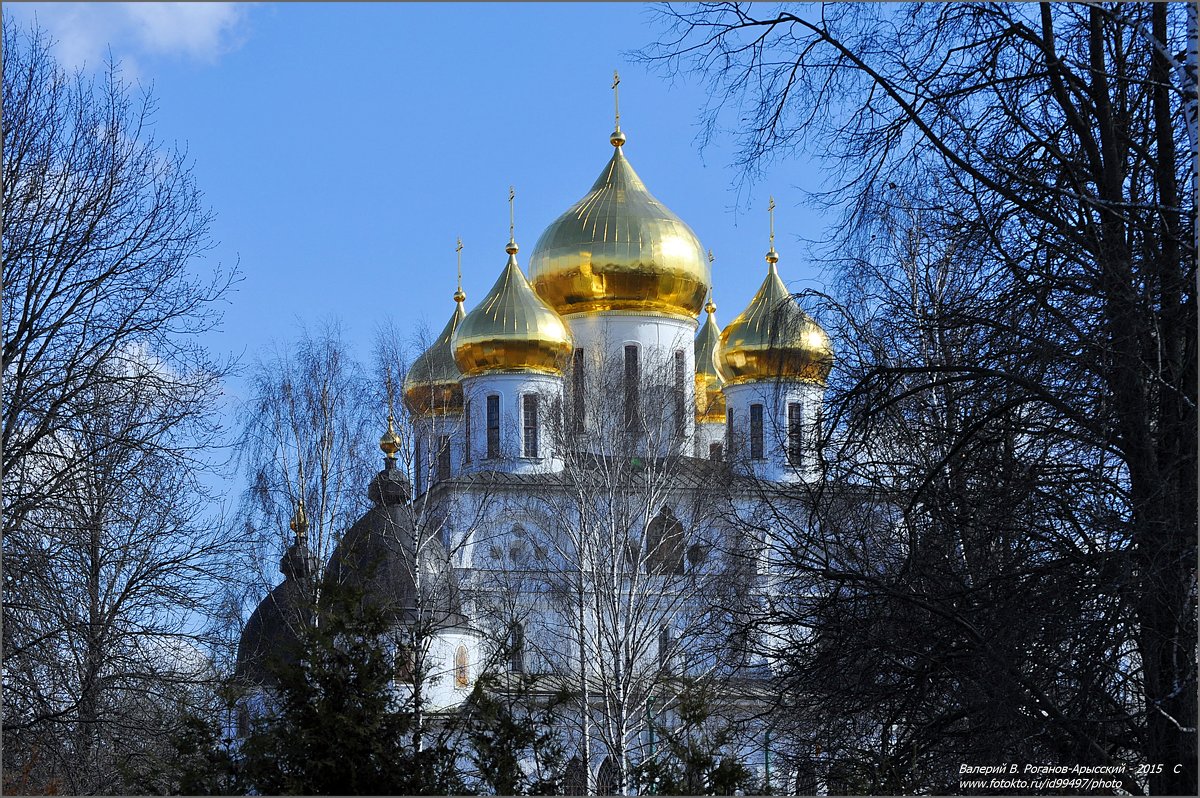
[694,296,727,423]
[403,295,466,415]
[379,417,402,456]
[719,253,833,386]
[528,134,709,319]
[289,498,308,538]
[453,244,573,376]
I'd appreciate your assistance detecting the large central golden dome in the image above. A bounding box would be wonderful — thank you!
[529,133,709,319]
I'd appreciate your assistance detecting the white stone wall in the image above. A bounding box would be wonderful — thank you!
[460,372,564,475]
[723,380,824,483]
[413,411,465,495]
[565,312,698,453]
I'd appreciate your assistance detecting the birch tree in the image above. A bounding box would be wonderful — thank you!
[647,3,1196,790]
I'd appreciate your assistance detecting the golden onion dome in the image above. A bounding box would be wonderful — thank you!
[403,294,466,415]
[694,296,727,424]
[719,250,833,386]
[453,241,573,376]
[528,132,709,319]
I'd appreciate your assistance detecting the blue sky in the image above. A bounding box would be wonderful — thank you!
[9,1,833,411]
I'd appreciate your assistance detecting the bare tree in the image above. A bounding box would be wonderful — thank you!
[235,320,377,604]
[2,20,237,794]
[4,358,236,794]
[498,343,733,795]
[2,20,233,541]
[647,3,1196,792]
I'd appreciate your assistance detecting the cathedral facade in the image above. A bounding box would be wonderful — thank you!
[239,111,835,793]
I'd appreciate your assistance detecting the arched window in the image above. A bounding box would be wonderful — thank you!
[572,348,586,433]
[673,349,686,434]
[624,344,640,433]
[562,755,586,795]
[749,403,764,460]
[596,755,619,795]
[646,506,685,575]
[486,394,501,458]
[394,645,414,682]
[509,622,525,673]
[414,438,424,495]
[795,759,818,796]
[454,644,470,688]
[464,398,472,462]
[522,393,539,457]
[658,624,674,673]
[788,401,803,465]
[436,435,451,480]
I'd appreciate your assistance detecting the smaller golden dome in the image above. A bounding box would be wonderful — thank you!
[289,498,308,538]
[379,403,403,455]
[403,295,467,415]
[379,426,402,456]
[453,243,573,376]
[694,298,727,424]
[719,253,833,386]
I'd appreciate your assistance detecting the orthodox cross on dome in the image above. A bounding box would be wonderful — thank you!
[380,375,401,459]
[767,196,779,264]
[768,196,776,248]
[610,70,626,146]
[506,186,519,254]
[613,69,621,129]
[289,496,308,544]
[706,250,717,313]
[454,237,465,303]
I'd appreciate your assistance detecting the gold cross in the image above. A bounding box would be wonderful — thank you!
[384,374,396,424]
[708,249,714,263]
[612,69,621,128]
[456,237,463,294]
[508,186,516,242]
[768,195,776,248]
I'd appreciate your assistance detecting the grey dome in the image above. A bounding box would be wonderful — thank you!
[236,571,313,685]
[324,463,466,629]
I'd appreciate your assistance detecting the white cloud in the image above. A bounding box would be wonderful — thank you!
[123,3,246,62]
[5,2,249,74]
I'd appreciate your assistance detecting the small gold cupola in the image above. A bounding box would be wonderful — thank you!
[719,199,833,385]
[454,190,573,376]
[404,240,467,415]
[528,74,709,319]
[694,285,727,423]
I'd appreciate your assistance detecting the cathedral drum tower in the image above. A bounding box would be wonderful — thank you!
[528,74,709,452]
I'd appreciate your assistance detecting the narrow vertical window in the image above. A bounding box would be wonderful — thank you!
[414,439,424,495]
[455,645,470,688]
[510,622,525,673]
[750,403,764,460]
[394,645,414,682]
[437,435,451,480]
[624,344,640,433]
[658,625,673,673]
[673,349,686,434]
[522,394,539,458]
[572,348,585,434]
[709,442,723,461]
[464,399,472,463]
[486,394,500,458]
[788,402,803,465]
[725,408,734,457]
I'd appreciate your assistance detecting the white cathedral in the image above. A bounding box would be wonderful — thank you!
[239,106,835,794]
